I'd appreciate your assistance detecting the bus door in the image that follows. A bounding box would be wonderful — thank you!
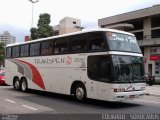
[86,56,98,99]
[97,56,111,100]
[87,55,111,100]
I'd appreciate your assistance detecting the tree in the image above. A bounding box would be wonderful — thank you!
[0,43,5,66]
[30,28,38,40]
[30,13,54,40]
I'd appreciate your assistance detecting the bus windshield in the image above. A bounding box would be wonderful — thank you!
[112,55,145,83]
[106,32,141,53]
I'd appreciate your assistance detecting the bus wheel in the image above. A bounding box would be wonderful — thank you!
[13,77,20,90]
[20,78,28,92]
[74,84,86,101]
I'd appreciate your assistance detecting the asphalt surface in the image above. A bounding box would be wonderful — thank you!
[0,86,160,120]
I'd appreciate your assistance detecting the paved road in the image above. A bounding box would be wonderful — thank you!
[0,86,160,120]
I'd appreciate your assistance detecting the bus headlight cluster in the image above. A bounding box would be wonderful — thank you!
[113,88,125,92]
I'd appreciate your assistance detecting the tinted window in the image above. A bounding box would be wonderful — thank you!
[6,47,11,58]
[41,40,53,55]
[30,43,40,56]
[99,56,111,81]
[54,38,69,54]
[87,56,98,80]
[88,32,107,52]
[12,46,20,58]
[20,44,29,57]
[87,55,111,82]
[70,34,87,53]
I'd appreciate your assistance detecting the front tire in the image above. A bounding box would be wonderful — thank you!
[20,78,28,92]
[74,84,86,101]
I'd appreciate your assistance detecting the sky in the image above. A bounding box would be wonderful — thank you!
[0,0,160,42]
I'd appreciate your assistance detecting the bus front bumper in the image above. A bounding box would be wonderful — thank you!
[112,91,145,101]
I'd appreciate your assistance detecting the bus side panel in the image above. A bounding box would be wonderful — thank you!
[5,59,23,86]
[81,69,98,99]
[42,67,71,95]
[97,82,111,101]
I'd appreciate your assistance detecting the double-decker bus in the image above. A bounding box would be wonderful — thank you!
[5,29,146,101]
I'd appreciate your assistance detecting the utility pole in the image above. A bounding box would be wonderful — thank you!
[28,0,39,28]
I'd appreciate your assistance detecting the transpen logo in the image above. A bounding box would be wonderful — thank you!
[66,56,72,65]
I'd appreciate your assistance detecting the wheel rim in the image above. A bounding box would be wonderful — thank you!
[15,80,19,90]
[22,81,26,91]
[76,87,84,100]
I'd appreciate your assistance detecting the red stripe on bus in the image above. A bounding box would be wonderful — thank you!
[15,59,45,90]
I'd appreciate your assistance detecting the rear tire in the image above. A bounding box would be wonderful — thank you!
[13,77,20,90]
[74,84,86,102]
[20,78,28,92]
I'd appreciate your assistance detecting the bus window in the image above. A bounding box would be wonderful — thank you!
[99,56,111,82]
[41,40,53,55]
[87,56,98,80]
[87,55,111,82]
[12,46,20,58]
[70,34,87,53]
[6,47,11,58]
[30,42,40,56]
[54,38,69,54]
[106,32,141,53]
[88,32,107,52]
[20,44,29,57]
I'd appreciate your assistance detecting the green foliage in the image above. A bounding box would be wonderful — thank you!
[30,28,38,40]
[0,43,5,66]
[37,13,51,27]
[30,13,54,40]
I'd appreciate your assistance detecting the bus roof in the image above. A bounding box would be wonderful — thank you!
[6,28,135,47]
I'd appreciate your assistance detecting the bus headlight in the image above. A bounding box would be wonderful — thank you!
[113,88,125,92]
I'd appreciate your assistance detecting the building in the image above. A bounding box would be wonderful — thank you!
[0,31,16,44]
[24,36,30,42]
[98,5,160,81]
[53,17,82,35]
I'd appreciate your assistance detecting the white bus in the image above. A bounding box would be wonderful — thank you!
[5,29,146,101]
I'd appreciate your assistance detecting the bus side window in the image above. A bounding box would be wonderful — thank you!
[89,32,107,52]
[41,40,53,55]
[30,43,40,56]
[20,44,29,57]
[41,41,48,55]
[6,47,12,58]
[54,37,69,54]
[87,55,111,82]
[12,46,20,58]
[70,34,87,53]
[87,56,98,80]
[99,56,111,82]
[91,40,101,51]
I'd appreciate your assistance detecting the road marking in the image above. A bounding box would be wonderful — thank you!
[136,99,160,104]
[22,105,38,111]
[4,99,16,103]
